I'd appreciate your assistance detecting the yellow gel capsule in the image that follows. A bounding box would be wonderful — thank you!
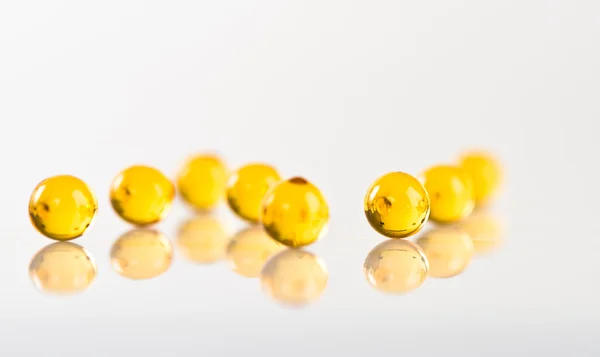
[226,163,281,223]
[261,177,329,248]
[416,226,474,278]
[110,229,173,280]
[29,242,97,295]
[458,151,502,205]
[29,175,97,241]
[364,239,429,294]
[364,172,430,239]
[460,210,503,255]
[227,226,284,278]
[176,214,230,264]
[260,249,328,307]
[421,165,475,224]
[110,165,175,226]
[177,154,228,211]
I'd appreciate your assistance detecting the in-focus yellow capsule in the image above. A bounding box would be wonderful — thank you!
[176,214,230,264]
[226,163,281,223]
[177,154,228,211]
[460,210,503,255]
[458,151,502,205]
[29,175,97,241]
[421,165,475,224]
[364,172,430,239]
[227,226,284,278]
[364,239,429,294]
[416,226,474,278]
[110,229,173,280]
[261,177,329,248]
[29,242,97,295]
[110,165,175,226]
[260,249,328,307]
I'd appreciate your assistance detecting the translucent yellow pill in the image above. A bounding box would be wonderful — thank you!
[177,154,228,211]
[364,172,430,238]
[260,249,328,307]
[416,226,474,278]
[460,210,503,255]
[226,163,281,223]
[110,229,173,280]
[110,165,175,226]
[29,175,97,241]
[458,151,502,205]
[261,177,329,248]
[29,242,97,295]
[176,214,230,264]
[364,239,429,294]
[227,226,284,278]
[421,165,475,224]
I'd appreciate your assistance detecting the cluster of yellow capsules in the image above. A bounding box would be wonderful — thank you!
[363,150,503,293]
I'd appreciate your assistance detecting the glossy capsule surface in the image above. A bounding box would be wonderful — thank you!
[110,229,173,280]
[261,177,329,248]
[226,163,281,223]
[416,226,474,278]
[364,172,430,238]
[110,165,175,226]
[177,154,228,211]
[458,151,502,205]
[421,165,475,223]
[29,175,97,241]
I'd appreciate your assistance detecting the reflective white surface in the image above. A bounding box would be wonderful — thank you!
[1,1,599,356]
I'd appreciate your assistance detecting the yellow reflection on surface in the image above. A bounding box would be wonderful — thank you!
[227,226,284,278]
[416,227,474,278]
[260,249,328,307]
[176,215,229,264]
[29,242,97,295]
[110,229,173,280]
[364,239,429,294]
[459,210,503,255]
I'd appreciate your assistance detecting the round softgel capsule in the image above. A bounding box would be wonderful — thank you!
[364,171,430,238]
[458,151,502,205]
[177,154,228,211]
[29,175,97,240]
[227,163,281,223]
[421,164,475,223]
[261,177,329,248]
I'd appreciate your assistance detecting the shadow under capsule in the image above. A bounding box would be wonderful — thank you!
[110,228,173,280]
[226,225,285,278]
[175,213,231,264]
[29,241,97,296]
[259,249,328,308]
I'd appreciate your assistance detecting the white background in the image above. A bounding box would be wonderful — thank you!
[1,1,599,356]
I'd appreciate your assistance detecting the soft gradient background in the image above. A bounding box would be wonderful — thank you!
[1,1,599,356]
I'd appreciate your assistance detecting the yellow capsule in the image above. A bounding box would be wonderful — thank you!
[110,229,173,280]
[177,154,228,211]
[110,165,175,226]
[227,226,284,278]
[176,214,230,264]
[364,172,430,239]
[261,177,329,248]
[226,163,281,223]
[458,151,502,205]
[29,175,97,241]
[260,249,328,307]
[460,210,503,255]
[364,239,429,294]
[421,165,475,224]
[416,226,474,278]
[29,242,97,295]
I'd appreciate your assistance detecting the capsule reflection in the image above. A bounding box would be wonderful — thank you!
[110,229,173,280]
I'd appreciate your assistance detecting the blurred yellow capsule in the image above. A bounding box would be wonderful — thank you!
[226,163,281,223]
[416,226,474,278]
[227,226,284,278]
[177,154,228,211]
[460,210,504,255]
[458,151,502,205]
[176,215,230,264]
[261,177,329,247]
[110,165,175,226]
[421,165,475,224]
[29,242,97,295]
[110,229,173,280]
[364,172,430,239]
[260,249,328,307]
[364,239,429,294]
[29,175,97,241]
